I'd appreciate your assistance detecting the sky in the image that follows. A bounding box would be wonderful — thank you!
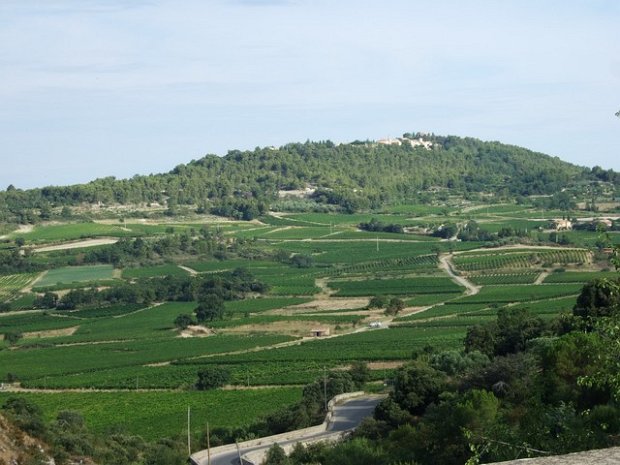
[0,0,619,189]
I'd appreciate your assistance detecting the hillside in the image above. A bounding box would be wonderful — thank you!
[0,413,53,465]
[0,133,617,222]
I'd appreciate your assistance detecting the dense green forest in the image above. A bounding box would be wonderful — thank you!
[1,134,617,222]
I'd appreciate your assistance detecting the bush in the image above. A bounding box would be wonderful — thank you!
[195,367,231,390]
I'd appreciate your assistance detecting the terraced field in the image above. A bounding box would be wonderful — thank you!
[1,208,616,446]
[0,272,39,302]
[453,249,591,271]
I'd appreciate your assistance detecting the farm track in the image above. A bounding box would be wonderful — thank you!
[534,271,549,285]
[32,238,119,253]
[438,254,480,296]
[21,271,48,293]
[178,265,198,275]
[113,302,164,318]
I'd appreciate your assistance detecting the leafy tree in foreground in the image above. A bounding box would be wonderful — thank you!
[195,367,231,390]
[194,294,225,322]
[173,313,195,330]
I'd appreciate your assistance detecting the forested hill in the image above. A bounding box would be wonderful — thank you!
[1,134,617,221]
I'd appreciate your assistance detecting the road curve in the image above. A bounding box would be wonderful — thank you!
[191,395,383,465]
[438,253,480,296]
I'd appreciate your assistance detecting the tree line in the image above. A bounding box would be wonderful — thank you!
[2,134,616,222]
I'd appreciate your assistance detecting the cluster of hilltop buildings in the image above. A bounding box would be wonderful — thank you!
[376,136,433,150]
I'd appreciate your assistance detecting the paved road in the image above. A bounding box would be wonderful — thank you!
[192,395,383,465]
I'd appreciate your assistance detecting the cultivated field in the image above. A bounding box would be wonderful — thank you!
[1,202,618,445]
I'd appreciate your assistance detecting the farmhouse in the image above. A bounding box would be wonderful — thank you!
[310,328,330,337]
[551,219,572,231]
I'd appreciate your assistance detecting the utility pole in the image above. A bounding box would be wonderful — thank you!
[206,422,211,465]
[235,441,243,465]
[323,366,328,412]
[187,406,191,457]
[376,235,379,252]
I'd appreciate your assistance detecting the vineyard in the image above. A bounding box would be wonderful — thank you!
[468,273,539,285]
[328,277,463,297]
[453,249,592,271]
[1,205,618,446]
[34,265,117,289]
[0,389,302,440]
[0,272,38,302]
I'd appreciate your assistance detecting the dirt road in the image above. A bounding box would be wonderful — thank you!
[438,253,480,295]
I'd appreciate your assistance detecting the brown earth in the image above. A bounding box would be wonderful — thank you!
[22,326,79,339]
[0,414,53,465]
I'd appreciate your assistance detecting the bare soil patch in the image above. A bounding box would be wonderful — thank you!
[33,238,119,253]
[179,325,214,338]
[277,296,369,313]
[22,326,79,339]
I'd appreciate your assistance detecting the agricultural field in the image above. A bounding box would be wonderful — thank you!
[0,272,39,302]
[328,277,463,297]
[0,389,302,441]
[122,263,190,278]
[1,205,617,451]
[34,264,117,289]
[453,248,592,272]
[469,273,540,285]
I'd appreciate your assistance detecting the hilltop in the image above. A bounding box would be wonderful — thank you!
[1,133,617,223]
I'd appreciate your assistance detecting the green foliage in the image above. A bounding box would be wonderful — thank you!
[195,366,231,390]
[262,443,290,465]
[573,277,620,319]
[330,277,462,297]
[464,308,545,357]
[173,313,194,329]
[34,265,116,289]
[390,363,447,415]
[3,330,23,345]
[0,389,302,441]
[195,294,225,322]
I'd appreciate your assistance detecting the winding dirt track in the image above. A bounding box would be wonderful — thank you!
[438,253,480,295]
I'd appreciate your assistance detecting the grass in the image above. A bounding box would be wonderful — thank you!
[404,293,462,306]
[0,311,81,334]
[543,271,619,284]
[182,326,465,364]
[0,389,302,441]
[13,223,195,244]
[2,333,297,381]
[34,265,116,288]
[224,297,312,314]
[328,277,462,297]
[0,211,608,447]
[122,264,190,279]
[453,284,583,304]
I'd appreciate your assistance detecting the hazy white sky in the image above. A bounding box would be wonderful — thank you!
[1,0,619,188]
